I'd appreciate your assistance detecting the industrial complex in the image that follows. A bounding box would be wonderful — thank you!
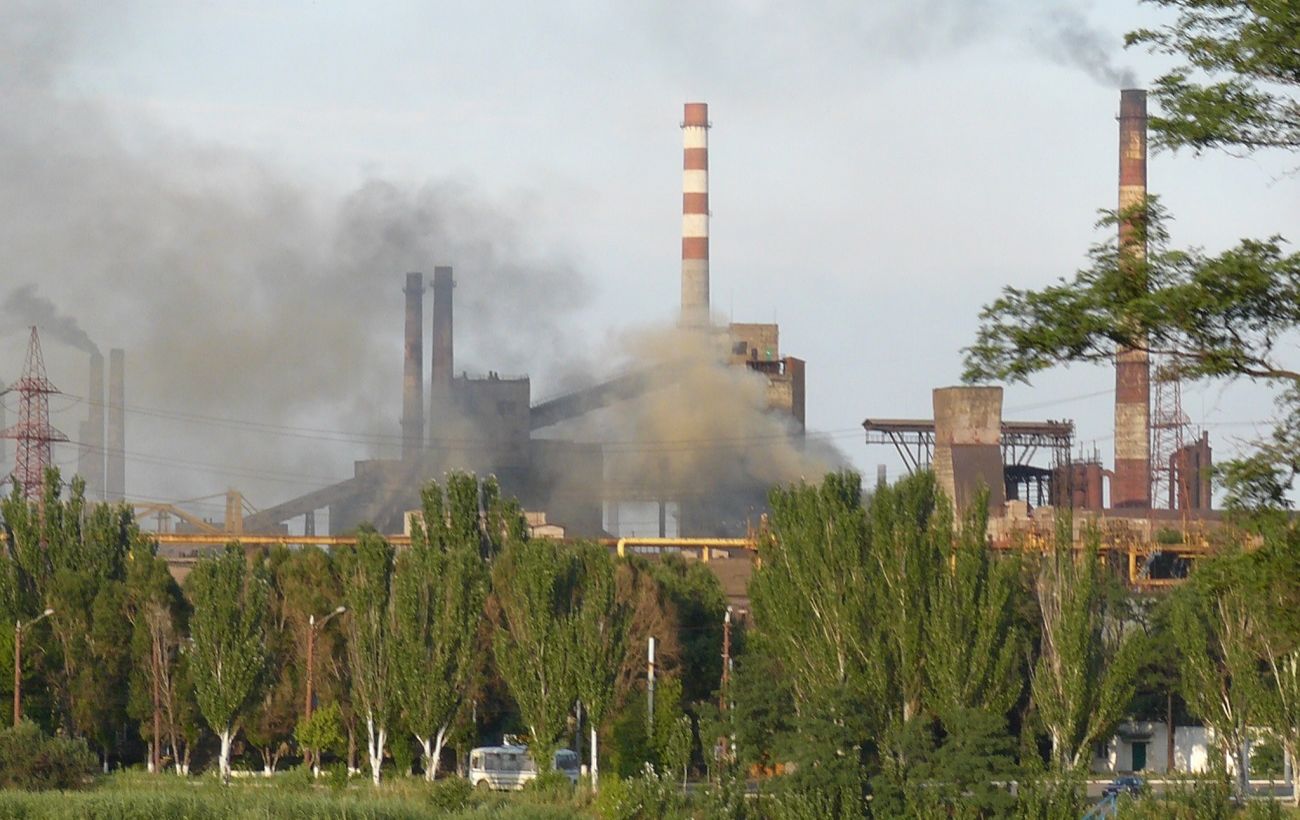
[2,93,1223,590]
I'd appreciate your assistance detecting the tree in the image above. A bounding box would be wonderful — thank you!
[749,471,875,815]
[337,530,396,785]
[492,537,580,772]
[393,476,489,781]
[295,702,344,776]
[1126,1,1299,155]
[1171,547,1261,798]
[570,543,628,792]
[187,544,269,782]
[1251,531,1300,807]
[243,547,300,775]
[1030,522,1141,773]
[925,494,1025,725]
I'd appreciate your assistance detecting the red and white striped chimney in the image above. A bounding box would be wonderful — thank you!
[680,102,710,327]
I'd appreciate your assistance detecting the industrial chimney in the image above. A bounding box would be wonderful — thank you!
[1112,89,1151,508]
[106,348,125,502]
[401,272,424,460]
[77,351,105,500]
[429,266,454,440]
[680,102,710,327]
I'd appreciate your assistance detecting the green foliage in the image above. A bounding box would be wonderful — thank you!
[0,720,97,790]
[492,538,582,772]
[1171,546,1262,798]
[1126,0,1299,155]
[592,769,686,820]
[394,476,491,779]
[1030,523,1142,773]
[607,694,653,779]
[645,555,726,704]
[186,544,269,779]
[337,529,397,784]
[295,702,344,762]
[964,200,1300,510]
[425,776,473,812]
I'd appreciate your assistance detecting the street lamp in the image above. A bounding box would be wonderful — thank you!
[13,608,54,726]
[304,606,346,723]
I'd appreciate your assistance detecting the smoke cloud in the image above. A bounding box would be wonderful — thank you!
[0,3,589,506]
[1037,7,1138,89]
[542,327,847,535]
[2,284,99,355]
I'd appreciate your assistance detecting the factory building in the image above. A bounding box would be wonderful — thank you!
[243,102,809,539]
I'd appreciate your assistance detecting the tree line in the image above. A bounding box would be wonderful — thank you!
[0,469,728,791]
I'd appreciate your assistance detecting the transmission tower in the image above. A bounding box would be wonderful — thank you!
[1151,357,1190,510]
[1,327,68,500]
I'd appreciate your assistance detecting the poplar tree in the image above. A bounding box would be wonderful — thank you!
[338,530,396,785]
[1252,533,1300,807]
[393,476,489,781]
[1173,546,1265,798]
[492,538,580,772]
[570,543,627,792]
[1030,523,1141,773]
[925,495,1024,724]
[187,544,269,782]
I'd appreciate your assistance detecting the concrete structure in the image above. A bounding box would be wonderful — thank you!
[727,323,806,430]
[430,265,454,434]
[1113,89,1151,508]
[681,102,710,327]
[76,351,105,501]
[1171,432,1212,511]
[931,386,1007,514]
[106,348,126,501]
[401,272,424,460]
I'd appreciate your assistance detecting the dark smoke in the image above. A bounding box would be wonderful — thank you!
[2,284,99,355]
[1037,7,1138,89]
[0,3,589,506]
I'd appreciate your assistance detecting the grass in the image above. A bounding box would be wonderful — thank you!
[0,770,594,820]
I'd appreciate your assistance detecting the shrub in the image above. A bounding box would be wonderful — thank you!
[522,770,575,802]
[0,721,97,791]
[426,776,472,812]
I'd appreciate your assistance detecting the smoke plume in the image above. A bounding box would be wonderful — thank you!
[1037,7,1138,89]
[542,326,847,535]
[2,284,99,354]
[0,3,588,506]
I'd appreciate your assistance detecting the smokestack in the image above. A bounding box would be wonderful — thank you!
[429,266,454,435]
[680,102,710,327]
[77,351,105,500]
[401,272,424,460]
[1112,89,1151,508]
[106,348,125,502]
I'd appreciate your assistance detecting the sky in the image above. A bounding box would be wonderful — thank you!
[0,0,1296,523]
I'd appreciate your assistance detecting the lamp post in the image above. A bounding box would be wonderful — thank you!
[13,608,54,727]
[304,606,346,723]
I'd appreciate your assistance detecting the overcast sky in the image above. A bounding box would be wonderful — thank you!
[1,1,1296,520]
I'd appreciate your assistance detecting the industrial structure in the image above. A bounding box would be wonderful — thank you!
[864,89,1216,586]
[229,102,807,540]
[1,328,69,500]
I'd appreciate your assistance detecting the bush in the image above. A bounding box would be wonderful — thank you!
[426,776,472,812]
[0,720,97,790]
[522,770,575,802]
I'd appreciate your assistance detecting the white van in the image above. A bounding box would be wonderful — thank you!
[468,745,580,791]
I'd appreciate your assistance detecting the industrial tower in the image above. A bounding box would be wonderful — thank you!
[1,328,68,499]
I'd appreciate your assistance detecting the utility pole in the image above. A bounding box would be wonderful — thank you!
[152,634,162,773]
[13,608,54,726]
[304,606,347,722]
[647,636,656,733]
[720,607,732,711]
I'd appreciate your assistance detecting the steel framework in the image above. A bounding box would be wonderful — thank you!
[1,328,68,499]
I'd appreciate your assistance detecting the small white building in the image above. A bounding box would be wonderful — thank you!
[1090,722,1212,774]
